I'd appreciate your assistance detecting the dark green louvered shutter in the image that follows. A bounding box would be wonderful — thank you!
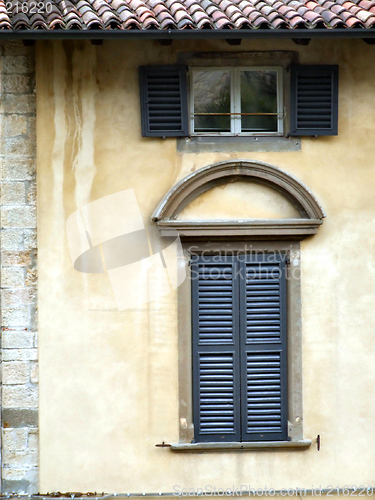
[290,65,339,136]
[240,255,288,441]
[139,65,189,137]
[192,256,241,442]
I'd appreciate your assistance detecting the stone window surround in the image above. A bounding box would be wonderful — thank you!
[152,160,325,451]
[175,240,307,452]
[176,50,300,153]
[152,160,325,238]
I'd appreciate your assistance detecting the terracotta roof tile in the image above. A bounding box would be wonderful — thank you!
[301,9,322,21]
[359,0,375,7]
[0,0,375,31]
[345,13,363,23]
[320,8,340,21]
[270,15,287,24]
[356,7,375,18]
[331,3,346,13]
[349,4,362,13]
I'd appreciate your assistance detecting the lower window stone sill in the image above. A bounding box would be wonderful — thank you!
[170,440,311,452]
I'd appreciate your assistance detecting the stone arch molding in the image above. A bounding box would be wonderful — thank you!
[152,160,325,238]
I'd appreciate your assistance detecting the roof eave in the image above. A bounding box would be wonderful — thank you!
[0,28,375,40]
[1,27,375,40]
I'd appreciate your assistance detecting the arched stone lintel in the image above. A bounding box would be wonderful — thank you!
[152,160,325,238]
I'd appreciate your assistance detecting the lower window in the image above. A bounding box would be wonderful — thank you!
[191,253,288,443]
[152,160,322,450]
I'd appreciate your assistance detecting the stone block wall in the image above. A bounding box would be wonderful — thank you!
[0,41,38,494]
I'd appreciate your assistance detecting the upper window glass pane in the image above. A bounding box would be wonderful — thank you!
[240,71,278,133]
[191,67,282,136]
[193,70,231,133]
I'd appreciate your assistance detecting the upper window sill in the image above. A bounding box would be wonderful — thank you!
[170,440,312,452]
[177,135,301,153]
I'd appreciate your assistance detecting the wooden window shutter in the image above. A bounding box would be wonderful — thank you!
[239,255,288,442]
[290,65,339,136]
[139,65,189,137]
[191,256,241,443]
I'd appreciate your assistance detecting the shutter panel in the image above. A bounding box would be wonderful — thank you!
[139,65,189,137]
[290,65,338,136]
[192,256,241,442]
[240,255,288,441]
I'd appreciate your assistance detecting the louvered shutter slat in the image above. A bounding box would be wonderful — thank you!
[192,256,241,442]
[139,65,189,137]
[290,65,339,136]
[240,255,288,442]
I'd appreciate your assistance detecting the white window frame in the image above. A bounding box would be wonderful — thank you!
[190,66,284,137]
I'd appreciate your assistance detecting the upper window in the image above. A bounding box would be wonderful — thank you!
[139,62,338,139]
[191,67,283,136]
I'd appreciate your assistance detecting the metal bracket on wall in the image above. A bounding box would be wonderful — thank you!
[155,442,172,448]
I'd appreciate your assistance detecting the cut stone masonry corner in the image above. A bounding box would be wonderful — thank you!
[0,41,38,495]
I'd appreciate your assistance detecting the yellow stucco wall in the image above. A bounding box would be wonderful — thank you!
[36,39,375,492]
